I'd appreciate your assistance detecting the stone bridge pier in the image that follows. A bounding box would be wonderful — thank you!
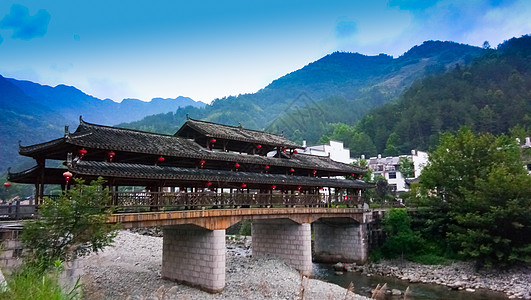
[251,219,312,276]
[161,225,226,293]
[312,218,368,264]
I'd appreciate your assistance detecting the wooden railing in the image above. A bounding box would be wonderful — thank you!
[111,192,362,212]
[0,192,363,218]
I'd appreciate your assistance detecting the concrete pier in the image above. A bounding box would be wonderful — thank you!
[313,218,368,264]
[161,225,226,293]
[251,219,312,276]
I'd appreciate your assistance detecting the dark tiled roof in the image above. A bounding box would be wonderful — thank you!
[70,160,370,189]
[19,119,366,174]
[177,118,300,148]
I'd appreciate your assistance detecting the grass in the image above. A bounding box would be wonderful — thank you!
[0,263,81,300]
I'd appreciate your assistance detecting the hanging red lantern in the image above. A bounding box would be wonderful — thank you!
[210,138,217,144]
[206,182,212,187]
[158,156,165,162]
[294,150,298,154]
[241,183,247,188]
[78,148,87,158]
[200,160,206,168]
[3,182,12,188]
[63,171,73,184]
[282,148,287,153]
[235,163,240,168]
[358,174,362,179]
[257,144,262,149]
[312,170,317,175]
[298,186,302,190]
[290,168,295,173]
[264,165,270,170]
[107,151,115,162]
[272,185,276,190]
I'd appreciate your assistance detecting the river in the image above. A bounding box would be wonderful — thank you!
[312,263,509,300]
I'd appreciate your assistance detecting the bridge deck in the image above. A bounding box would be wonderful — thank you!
[109,207,373,230]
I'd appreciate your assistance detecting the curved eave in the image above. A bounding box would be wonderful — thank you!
[8,166,66,184]
[177,119,300,149]
[70,161,371,189]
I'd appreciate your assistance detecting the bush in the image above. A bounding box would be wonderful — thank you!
[21,177,118,273]
[238,220,252,236]
[0,262,80,300]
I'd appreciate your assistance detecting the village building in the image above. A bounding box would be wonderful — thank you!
[367,150,428,193]
[8,117,371,210]
[301,140,354,164]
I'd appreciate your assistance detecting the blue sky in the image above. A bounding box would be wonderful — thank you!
[0,0,530,103]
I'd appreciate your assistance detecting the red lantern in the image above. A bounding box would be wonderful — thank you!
[257,144,262,149]
[63,171,73,184]
[312,170,317,175]
[294,150,298,154]
[78,148,87,158]
[282,148,287,153]
[272,185,276,190]
[358,174,362,179]
[206,182,212,187]
[241,183,247,188]
[290,168,295,173]
[264,165,270,170]
[298,186,302,191]
[3,182,12,188]
[158,156,165,162]
[200,160,206,168]
[107,151,115,162]
[235,163,240,168]
[210,138,217,144]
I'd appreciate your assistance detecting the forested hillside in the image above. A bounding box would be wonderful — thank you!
[323,35,531,157]
[120,41,484,140]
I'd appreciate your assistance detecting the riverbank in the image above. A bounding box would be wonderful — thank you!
[78,231,370,299]
[344,260,530,299]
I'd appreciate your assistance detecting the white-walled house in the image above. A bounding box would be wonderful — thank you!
[367,150,428,193]
[301,140,354,164]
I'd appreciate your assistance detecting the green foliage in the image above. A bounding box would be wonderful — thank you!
[21,177,118,272]
[379,209,449,264]
[238,220,252,236]
[380,209,424,259]
[0,262,81,300]
[418,127,531,266]
[350,35,531,156]
[398,157,415,178]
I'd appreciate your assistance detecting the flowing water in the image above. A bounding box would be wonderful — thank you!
[313,263,509,300]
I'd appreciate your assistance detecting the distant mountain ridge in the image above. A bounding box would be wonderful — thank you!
[120,40,485,143]
[6,78,205,126]
[0,76,205,173]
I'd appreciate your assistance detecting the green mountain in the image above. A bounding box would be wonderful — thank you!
[120,40,484,143]
[326,35,531,157]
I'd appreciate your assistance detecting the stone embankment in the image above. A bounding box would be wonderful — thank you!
[338,260,531,299]
[79,230,370,300]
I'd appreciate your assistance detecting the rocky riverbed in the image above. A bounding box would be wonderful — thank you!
[338,260,531,299]
[78,230,370,300]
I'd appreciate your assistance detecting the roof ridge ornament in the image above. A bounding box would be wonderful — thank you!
[186,114,190,120]
[64,125,70,137]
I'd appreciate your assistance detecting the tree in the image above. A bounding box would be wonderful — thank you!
[398,157,415,178]
[380,208,425,259]
[22,177,118,272]
[419,127,531,266]
[383,133,400,156]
